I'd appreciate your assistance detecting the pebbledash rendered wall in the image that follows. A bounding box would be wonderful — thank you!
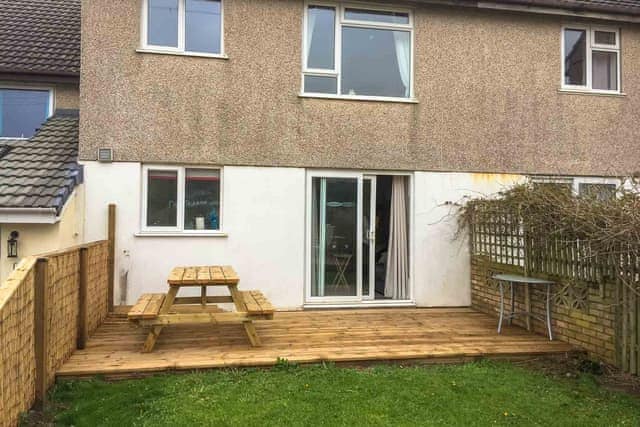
[471,255,617,364]
[80,0,640,176]
[81,161,524,309]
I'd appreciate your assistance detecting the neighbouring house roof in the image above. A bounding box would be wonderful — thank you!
[0,110,80,216]
[0,0,81,76]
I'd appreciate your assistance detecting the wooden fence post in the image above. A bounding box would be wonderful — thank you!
[77,247,89,349]
[34,257,49,409]
[107,204,116,312]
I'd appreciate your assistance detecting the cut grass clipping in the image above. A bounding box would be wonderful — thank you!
[46,361,640,426]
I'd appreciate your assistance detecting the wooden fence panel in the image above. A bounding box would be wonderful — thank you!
[0,258,37,427]
[44,251,81,388]
[0,238,112,426]
[86,241,110,336]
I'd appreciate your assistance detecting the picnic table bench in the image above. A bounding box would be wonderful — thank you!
[128,265,274,352]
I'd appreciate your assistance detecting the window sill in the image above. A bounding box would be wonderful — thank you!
[136,48,229,60]
[299,93,419,104]
[558,88,626,97]
[135,231,228,237]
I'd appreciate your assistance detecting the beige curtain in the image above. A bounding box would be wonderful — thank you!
[384,176,408,299]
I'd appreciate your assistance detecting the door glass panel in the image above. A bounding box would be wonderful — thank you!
[311,177,358,297]
[362,179,371,297]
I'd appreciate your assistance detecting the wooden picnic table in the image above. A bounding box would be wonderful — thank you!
[128,265,274,352]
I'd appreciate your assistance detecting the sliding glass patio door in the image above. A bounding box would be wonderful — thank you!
[308,173,378,302]
[310,175,360,300]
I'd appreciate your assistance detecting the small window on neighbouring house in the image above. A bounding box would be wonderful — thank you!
[0,88,50,138]
[303,4,413,99]
[145,0,222,55]
[563,26,620,92]
[578,183,616,201]
[144,167,221,232]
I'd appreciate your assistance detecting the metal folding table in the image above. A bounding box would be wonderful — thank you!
[492,273,556,340]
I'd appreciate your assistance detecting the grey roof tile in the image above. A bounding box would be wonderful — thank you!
[0,0,81,75]
[0,111,79,213]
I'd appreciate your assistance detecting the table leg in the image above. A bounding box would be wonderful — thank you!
[498,281,504,334]
[546,283,553,341]
[228,284,262,347]
[525,283,531,331]
[201,286,207,308]
[509,283,515,326]
[142,286,178,353]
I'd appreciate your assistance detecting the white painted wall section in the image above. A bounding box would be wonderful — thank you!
[412,172,525,307]
[82,162,306,309]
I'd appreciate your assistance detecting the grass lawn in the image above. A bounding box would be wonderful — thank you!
[44,361,640,426]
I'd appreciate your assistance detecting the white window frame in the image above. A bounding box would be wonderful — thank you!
[301,1,415,102]
[141,165,224,234]
[574,176,620,198]
[140,0,225,59]
[0,85,53,140]
[560,24,621,94]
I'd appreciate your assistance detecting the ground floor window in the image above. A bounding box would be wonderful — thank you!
[142,165,221,232]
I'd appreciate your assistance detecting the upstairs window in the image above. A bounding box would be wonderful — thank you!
[143,0,223,55]
[0,88,51,138]
[143,166,222,233]
[303,4,413,100]
[562,26,620,93]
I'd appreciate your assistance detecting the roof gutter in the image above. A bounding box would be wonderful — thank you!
[0,207,59,224]
[405,0,640,22]
[477,1,640,23]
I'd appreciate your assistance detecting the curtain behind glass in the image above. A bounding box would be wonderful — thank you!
[393,31,411,97]
[384,176,408,299]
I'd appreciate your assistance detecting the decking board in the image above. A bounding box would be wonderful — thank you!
[57,308,578,379]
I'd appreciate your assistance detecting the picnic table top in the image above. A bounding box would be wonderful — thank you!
[168,265,239,286]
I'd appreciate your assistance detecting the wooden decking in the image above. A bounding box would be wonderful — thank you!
[57,308,577,379]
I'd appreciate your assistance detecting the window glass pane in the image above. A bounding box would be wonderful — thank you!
[579,183,616,201]
[184,169,220,230]
[344,8,409,25]
[0,89,49,138]
[185,0,221,54]
[304,75,337,94]
[306,6,335,70]
[148,0,179,47]
[341,27,410,98]
[564,29,586,86]
[594,31,616,45]
[147,170,178,227]
[592,51,617,91]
